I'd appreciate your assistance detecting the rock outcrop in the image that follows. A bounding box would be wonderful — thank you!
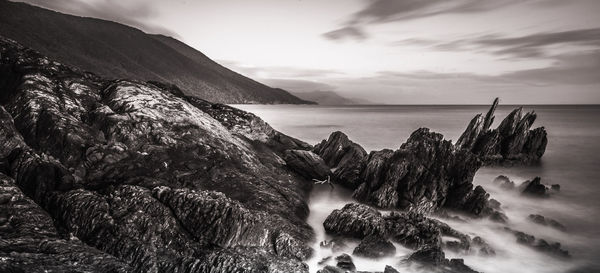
[0,36,313,272]
[457,98,547,164]
[528,214,566,231]
[323,203,489,255]
[315,129,497,218]
[504,228,570,258]
[353,235,396,258]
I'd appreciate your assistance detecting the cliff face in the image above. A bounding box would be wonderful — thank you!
[0,36,313,272]
[0,0,313,104]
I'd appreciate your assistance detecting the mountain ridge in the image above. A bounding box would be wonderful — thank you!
[0,0,313,104]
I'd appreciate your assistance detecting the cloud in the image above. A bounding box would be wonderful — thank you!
[322,26,368,41]
[392,28,600,59]
[17,0,180,37]
[325,0,522,41]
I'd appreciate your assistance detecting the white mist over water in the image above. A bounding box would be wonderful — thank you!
[234,104,600,272]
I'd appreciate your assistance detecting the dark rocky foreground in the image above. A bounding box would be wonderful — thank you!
[0,36,556,273]
[0,36,314,272]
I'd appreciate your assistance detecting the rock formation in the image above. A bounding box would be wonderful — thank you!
[528,214,566,231]
[0,36,313,272]
[314,129,499,218]
[323,203,489,272]
[457,98,547,164]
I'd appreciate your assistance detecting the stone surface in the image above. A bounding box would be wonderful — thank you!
[353,235,396,258]
[0,36,313,272]
[407,245,479,273]
[284,149,331,180]
[313,131,368,189]
[457,98,547,164]
[335,253,356,272]
[528,214,567,231]
[504,227,570,258]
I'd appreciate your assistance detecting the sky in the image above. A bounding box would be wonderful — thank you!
[17,0,600,104]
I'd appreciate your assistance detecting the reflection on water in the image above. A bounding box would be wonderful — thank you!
[234,104,600,272]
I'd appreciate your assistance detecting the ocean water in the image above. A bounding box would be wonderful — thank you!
[234,104,600,273]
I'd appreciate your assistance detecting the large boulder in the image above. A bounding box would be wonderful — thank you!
[323,203,387,238]
[313,131,367,189]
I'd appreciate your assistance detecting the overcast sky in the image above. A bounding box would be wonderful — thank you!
[17,0,600,104]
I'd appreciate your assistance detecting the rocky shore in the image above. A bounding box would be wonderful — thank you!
[0,36,559,273]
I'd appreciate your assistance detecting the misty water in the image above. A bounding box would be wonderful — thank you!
[235,104,600,272]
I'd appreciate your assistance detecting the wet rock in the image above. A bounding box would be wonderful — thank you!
[520,177,550,197]
[353,235,396,258]
[493,175,515,190]
[324,203,387,238]
[318,265,346,273]
[283,149,331,180]
[384,265,400,273]
[488,198,501,210]
[472,236,496,256]
[551,184,561,191]
[335,253,356,271]
[489,211,509,223]
[504,227,570,258]
[528,214,566,231]
[457,98,547,164]
[407,245,479,273]
[324,203,473,254]
[313,131,367,189]
[352,128,485,215]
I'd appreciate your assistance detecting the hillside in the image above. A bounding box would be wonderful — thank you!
[0,0,312,104]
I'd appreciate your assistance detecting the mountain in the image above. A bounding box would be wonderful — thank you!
[290,90,372,105]
[0,0,312,104]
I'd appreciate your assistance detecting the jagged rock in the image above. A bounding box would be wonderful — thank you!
[313,131,367,189]
[283,149,331,180]
[504,227,570,258]
[488,199,501,210]
[407,245,479,273]
[472,236,496,256]
[335,253,356,271]
[493,175,515,190]
[489,211,509,223]
[352,129,485,215]
[384,265,400,273]
[323,203,387,238]
[353,235,396,258]
[520,177,550,197]
[457,98,547,164]
[0,173,131,272]
[0,37,312,272]
[528,214,566,231]
[324,203,472,253]
[317,265,346,273]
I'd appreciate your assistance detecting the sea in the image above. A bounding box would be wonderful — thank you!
[234,104,600,273]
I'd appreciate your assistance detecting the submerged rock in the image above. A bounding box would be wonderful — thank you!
[528,214,567,231]
[457,98,547,164]
[520,177,552,197]
[504,227,570,258]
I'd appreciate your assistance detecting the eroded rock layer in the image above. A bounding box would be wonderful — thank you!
[0,36,313,273]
